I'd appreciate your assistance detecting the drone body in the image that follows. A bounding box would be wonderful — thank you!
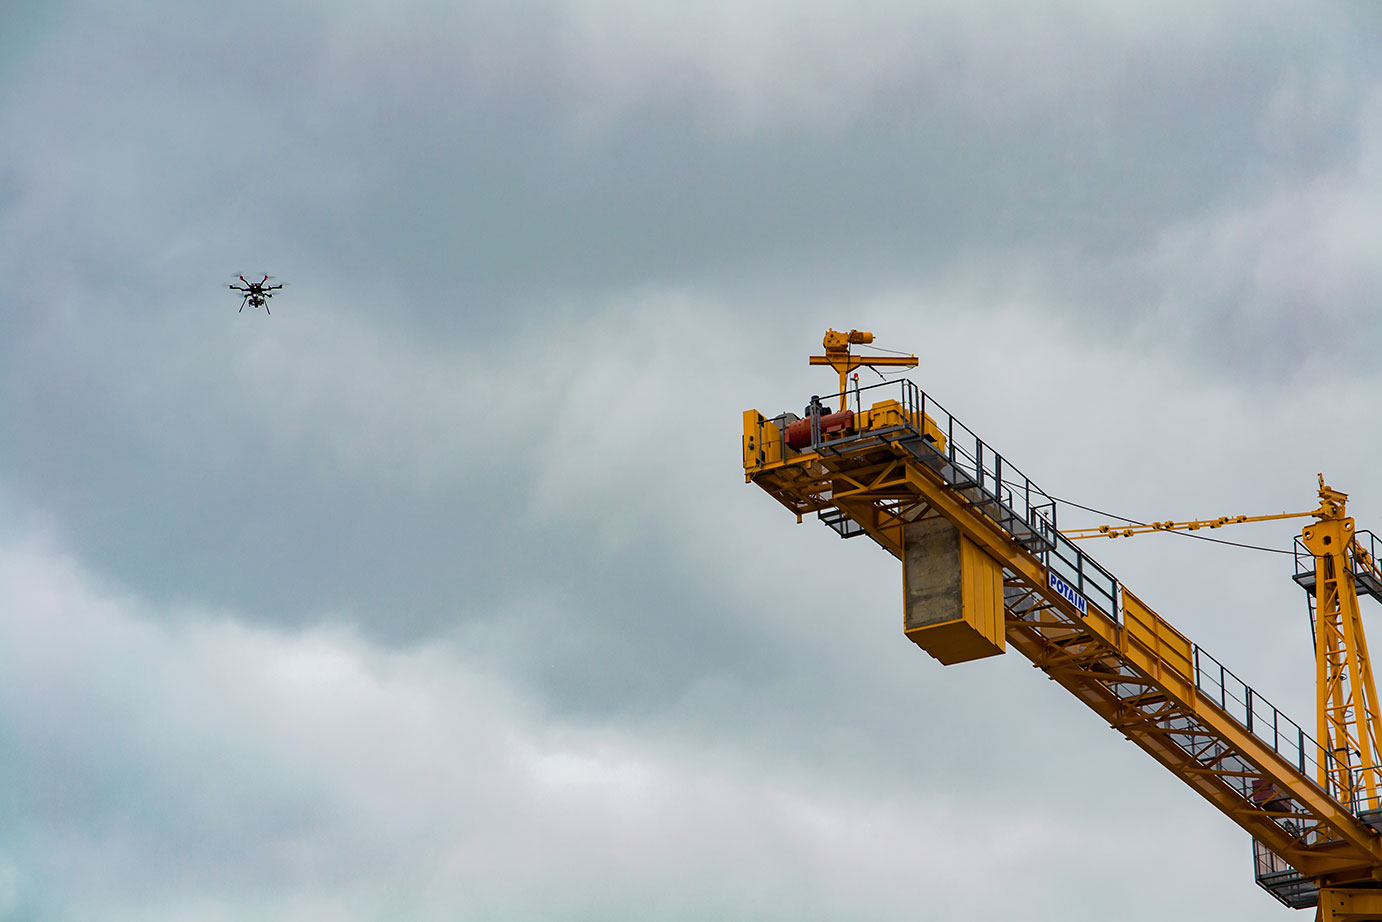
[229,275,284,314]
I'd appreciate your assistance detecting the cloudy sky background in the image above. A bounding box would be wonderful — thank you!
[4,1,1382,919]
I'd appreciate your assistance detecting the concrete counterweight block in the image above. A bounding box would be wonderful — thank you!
[903,517,1006,664]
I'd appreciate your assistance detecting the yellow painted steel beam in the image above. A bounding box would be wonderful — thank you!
[1307,515,1382,813]
[1064,478,1346,541]
[1318,888,1382,922]
[1066,510,1316,540]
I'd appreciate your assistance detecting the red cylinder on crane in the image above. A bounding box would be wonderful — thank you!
[785,409,854,449]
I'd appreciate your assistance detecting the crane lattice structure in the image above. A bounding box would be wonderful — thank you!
[742,330,1382,921]
[1066,484,1382,823]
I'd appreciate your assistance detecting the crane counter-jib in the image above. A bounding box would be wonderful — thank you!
[743,361,1382,913]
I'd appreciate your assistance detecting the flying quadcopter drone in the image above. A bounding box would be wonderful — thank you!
[229,275,285,314]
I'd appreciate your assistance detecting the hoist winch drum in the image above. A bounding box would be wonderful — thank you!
[784,409,854,449]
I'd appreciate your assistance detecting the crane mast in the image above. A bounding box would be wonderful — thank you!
[1302,486,1382,818]
[743,331,1382,920]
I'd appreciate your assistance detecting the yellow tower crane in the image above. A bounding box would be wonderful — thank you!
[742,330,1382,920]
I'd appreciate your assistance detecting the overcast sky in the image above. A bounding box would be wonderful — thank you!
[4,1,1382,919]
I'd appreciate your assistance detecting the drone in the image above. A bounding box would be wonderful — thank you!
[229,275,284,314]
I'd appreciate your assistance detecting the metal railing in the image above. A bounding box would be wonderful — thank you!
[1191,646,1343,800]
[1293,529,1382,600]
[1253,839,1319,909]
[806,378,1121,622]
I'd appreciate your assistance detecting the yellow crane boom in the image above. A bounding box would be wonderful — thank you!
[1064,510,1318,540]
[742,331,1382,920]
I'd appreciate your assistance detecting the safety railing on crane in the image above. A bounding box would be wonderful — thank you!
[792,376,1372,817]
[1253,839,1320,909]
[1191,645,1371,813]
[802,377,1121,623]
[1293,529,1382,602]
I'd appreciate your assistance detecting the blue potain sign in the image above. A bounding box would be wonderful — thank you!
[1048,570,1088,616]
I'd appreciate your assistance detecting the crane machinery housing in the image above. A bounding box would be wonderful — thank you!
[741,330,1382,921]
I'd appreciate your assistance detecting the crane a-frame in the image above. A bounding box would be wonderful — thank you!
[742,330,1382,920]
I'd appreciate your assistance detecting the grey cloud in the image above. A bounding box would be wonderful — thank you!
[0,539,1285,921]
[9,0,1371,341]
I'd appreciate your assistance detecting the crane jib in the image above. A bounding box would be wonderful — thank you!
[1047,571,1088,616]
